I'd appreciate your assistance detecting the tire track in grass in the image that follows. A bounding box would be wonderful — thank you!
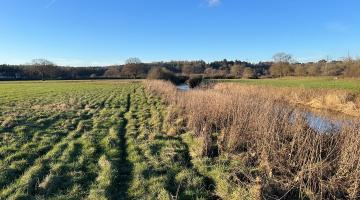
[143,87,218,199]
[111,92,133,200]
[0,83,135,198]
[65,93,123,198]
[31,106,106,199]
[0,112,79,165]
[0,112,88,190]
[124,91,151,199]
[76,91,130,199]
[145,92,220,199]
[87,96,129,199]
[0,93,98,162]
[0,143,68,199]
[0,115,93,199]
[149,97,218,199]
[0,111,95,199]
[122,87,197,199]
[88,121,124,199]
[0,130,65,190]
[73,110,114,198]
[35,140,83,199]
[130,88,177,199]
[0,112,68,161]
[0,112,61,148]
[87,89,135,200]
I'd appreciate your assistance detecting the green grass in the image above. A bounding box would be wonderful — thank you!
[123,87,214,199]
[213,77,360,91]
[5,79,353,199]
[0,80,135,199]
[0,80,215,199]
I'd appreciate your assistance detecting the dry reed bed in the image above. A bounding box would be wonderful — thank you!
[145,80,360,199]
[213,83,360,117]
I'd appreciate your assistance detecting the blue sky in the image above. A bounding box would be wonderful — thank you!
[0,0,359,66]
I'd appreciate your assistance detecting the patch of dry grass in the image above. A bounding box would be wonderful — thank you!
[145,80,360,199]
[214,83,360,117]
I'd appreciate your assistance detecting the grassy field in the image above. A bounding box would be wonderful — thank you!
[0,80,214,199]
[213,77,360,91]
[1,80,359,199]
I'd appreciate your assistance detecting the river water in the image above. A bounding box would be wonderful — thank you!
[176,83,353,133]
[176,84,190,91]
[292,108,348,133]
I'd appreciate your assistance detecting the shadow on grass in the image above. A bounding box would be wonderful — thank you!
[112,93,134,200]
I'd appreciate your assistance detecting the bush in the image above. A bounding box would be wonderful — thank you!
[187,75,203,88]
[242,67,256,79]
[147,67,182,84]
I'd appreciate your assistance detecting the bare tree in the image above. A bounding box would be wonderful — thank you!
[242,67,255,79]
[294,65,307,76]
[125,57,142,65]
[103,67,121,78]
[121,63,146,79]
[181,64,194,75]
[272,52,293,63]
[307,64,321,76]
[230,64,245,78]
[31,59,57,80]
[270,53,294,77]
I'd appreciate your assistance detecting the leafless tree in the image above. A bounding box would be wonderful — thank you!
[31,59,57,80]
[272,52,294,63]
[270,53,294,77]
[125,57,142,65]
[230,64,245,78]
[242,67,255,79]
[103,67,121,78]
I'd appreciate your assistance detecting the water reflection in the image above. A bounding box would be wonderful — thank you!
[176,84,190,91]
[302,111,342,133]
[176,84,353,133]
[292,108,353,133]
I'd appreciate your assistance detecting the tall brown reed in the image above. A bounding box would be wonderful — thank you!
[145,80,360,199]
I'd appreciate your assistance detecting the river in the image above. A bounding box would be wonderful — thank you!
[176,84,190,91]
[176,83,354,133]
[292,108,350,133]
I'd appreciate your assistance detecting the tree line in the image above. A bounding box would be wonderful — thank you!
[1,54,360,81]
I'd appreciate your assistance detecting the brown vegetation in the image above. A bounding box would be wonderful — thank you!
[212,84,360,117]
[146,67,184,84]
[145,80,360,199]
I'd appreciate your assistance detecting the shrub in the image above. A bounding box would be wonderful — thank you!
[242,67,256,79]
[187,75,203,88]
[147,67,182,84]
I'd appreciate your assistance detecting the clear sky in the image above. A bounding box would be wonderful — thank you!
[1,0,359,66]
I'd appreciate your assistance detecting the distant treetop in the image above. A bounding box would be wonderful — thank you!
[125,57,142,65]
